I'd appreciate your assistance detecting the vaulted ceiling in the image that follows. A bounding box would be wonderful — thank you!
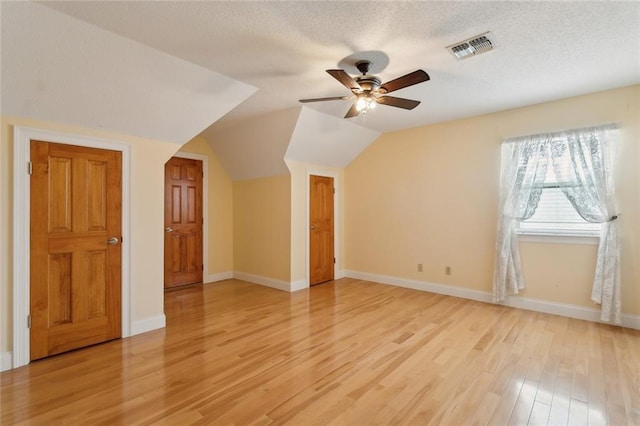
[2,1,639,180]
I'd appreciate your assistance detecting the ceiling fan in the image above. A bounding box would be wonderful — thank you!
[299,60,430,118]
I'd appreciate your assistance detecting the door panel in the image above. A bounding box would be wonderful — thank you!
[30,141,122,361]
[164,157,203,288]
[48,253,72,326]
[309,175,334,286]
[87,160,107,231]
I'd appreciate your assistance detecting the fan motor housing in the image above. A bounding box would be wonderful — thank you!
[355,75,381,92]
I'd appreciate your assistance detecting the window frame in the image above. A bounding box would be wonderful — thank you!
[516,231,600,245]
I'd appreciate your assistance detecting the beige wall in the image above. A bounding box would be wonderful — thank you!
[345,85,639,316]
[178,137,234,278]
[286,160,345,285]
[0,116,181,356]
[233,175,291,282]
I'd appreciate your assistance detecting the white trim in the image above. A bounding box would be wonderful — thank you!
[290,280,307,292]
[344,270,640,330]
[13,126,132,369]
[517,232,599,245]
[306,170,340,287]
[234,271,291,292]
[131,314,166,336]
[206,271,234,283]
[345,270,492,303]
[1,352,12,372]
[172,152,209,281]
[620,314,640,330]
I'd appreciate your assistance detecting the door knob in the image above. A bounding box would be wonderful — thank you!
[165,227,173,233]
[310,224,315,230]
[106,237,119,245]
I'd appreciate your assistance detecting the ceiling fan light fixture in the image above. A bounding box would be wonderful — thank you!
[356,95,376,114]
[447,32,494,60]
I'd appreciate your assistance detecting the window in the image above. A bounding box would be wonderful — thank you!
[495,125,621,322]
[518,145,601,236]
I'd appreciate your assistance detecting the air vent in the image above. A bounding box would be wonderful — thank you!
[447,32,494,60]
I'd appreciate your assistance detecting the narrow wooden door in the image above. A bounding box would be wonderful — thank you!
[164,157,203,288]
[309,175,334,286]
[30,141,122,361]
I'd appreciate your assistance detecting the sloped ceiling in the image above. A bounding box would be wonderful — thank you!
[286,108,380,168]
[1,2,255,144]
[201,107,301,181]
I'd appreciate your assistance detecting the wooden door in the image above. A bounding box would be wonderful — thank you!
[309,175,334,286]
[30,141,122,361]
[164,157,203,288]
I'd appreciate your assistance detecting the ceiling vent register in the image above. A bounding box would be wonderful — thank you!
[447,32,494,60]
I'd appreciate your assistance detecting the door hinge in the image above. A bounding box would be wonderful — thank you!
[202,264,204,271]
[27,162,33,175]
[334,257,336,264]
[27,315,31,328]
[333,187,335,194]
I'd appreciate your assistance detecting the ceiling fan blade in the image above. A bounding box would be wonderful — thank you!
[299,96,351,103]
[376,96,421,110]
[327,69,362,91]
[379,70,430,94]
[344,103,360,118]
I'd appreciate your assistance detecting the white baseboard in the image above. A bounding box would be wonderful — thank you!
[345,270,492,303]
[131,314,166,336]
[231,271,347,293]
[206,271,233,284]
[622,314,640,330]
[1,352,12,372]
[234,271,291,292]
[344,270,640,330]
[291,279,308,292]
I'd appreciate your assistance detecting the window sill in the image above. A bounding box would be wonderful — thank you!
[516,231,599,245]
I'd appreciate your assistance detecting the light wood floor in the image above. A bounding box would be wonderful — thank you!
[2,278,639,425]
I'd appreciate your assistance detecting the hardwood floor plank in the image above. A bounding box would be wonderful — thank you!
[528,400,551,426]
[507,378,538,425]
[567,398,589,425]
[1,278,638,425]
[547,393,571,426]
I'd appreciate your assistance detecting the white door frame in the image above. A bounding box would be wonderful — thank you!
[12,126,132,369]
[168,152,209,283]
[306,170,340,287]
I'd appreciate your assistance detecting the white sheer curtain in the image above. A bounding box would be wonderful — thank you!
[551,126,620,323]
[493,125,621,323]
[493,138,549,302]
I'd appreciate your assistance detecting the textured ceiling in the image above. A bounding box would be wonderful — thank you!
[3,2,639,180]
[41,1,640,134]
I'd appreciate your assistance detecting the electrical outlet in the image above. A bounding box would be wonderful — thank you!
[445,266,451,275]
[417,263,423,272]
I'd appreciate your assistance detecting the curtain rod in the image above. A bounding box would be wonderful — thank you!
[502,123,619,144]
